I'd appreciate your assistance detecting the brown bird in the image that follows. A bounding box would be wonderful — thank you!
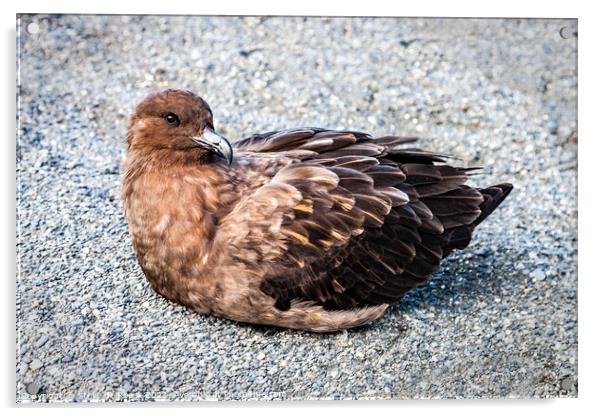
[122,89,512,332]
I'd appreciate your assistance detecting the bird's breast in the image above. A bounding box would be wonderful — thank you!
[123,169,220,302]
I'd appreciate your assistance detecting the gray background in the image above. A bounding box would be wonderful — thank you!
[16,15,577,401]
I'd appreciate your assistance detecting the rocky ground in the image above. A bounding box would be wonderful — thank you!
[16,15,577,401]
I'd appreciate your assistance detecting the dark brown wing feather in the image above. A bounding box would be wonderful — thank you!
[235,128,512,311]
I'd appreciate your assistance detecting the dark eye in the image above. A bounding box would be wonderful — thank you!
[164,112,180,126]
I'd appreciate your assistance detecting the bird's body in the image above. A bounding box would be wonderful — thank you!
[122,90,512,332]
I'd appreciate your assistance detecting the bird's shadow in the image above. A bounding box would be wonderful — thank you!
[387,245,517,320]
[232,315,380,339]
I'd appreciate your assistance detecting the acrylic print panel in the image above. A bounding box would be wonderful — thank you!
[16,15,577,401]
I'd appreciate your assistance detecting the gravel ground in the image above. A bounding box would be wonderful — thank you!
[16,15,577,401]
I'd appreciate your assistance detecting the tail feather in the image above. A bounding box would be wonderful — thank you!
[441,182,513,257]
[474,183,513,226]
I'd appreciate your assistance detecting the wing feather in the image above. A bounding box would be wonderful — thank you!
[228,128,511,311]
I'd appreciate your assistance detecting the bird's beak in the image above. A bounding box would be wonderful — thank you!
[191,127,233,165]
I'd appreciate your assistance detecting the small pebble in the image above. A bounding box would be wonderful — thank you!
[25,382,40,395]
[29,359,43,371]
[530,269,546,281]
[560,375,575,392]
[35,335,49,348]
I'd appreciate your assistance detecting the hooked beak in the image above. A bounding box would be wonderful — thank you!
[191,127,233,165]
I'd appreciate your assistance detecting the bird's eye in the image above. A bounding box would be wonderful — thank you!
[164,112,180,126]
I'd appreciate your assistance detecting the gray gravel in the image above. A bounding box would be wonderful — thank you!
[16,15,577,401]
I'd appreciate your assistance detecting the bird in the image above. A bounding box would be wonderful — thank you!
[122,89,512,332]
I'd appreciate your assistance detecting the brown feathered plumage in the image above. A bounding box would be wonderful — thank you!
[122,89,512,332]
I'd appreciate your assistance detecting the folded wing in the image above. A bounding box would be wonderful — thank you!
[226,128,511,311]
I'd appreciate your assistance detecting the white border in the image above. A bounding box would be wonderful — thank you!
[2,1,598,415]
